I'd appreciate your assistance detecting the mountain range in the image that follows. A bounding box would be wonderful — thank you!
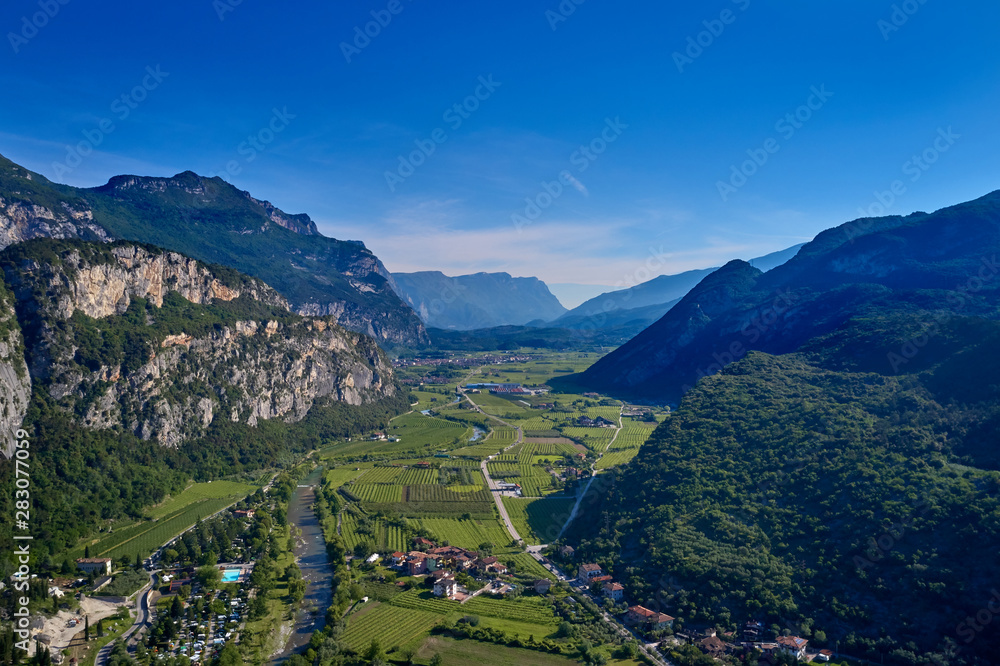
[564,190,1000,664]
[0,154,425,345]
[393,270,567,330]
[573,194,1000,401]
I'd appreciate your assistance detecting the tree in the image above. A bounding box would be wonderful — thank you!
[84,617,90,642]
[364,638,385,662]
[430,655,443,666]
[96,619,104,638]
[195,565,222,590]
[170,595,184,618]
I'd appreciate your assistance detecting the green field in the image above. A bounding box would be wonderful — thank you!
[342,603,443,652]
[419,517,512,549]
[415,636,579,666]
[70,480,256,562]
[502,497,575,544]
[461,594,557,625]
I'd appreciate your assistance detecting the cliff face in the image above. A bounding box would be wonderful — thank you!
[0,195,112,250]
[0,282,29,458]
[0,239,396,447]
[0,153,426,345]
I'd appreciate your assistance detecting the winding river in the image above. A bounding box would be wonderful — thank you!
[270,467,334,663]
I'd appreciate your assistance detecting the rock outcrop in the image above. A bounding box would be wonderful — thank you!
[0,239,396,447]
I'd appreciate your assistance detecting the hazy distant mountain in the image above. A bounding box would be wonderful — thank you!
[551,244,804,332]
[0,153,425,345]
[573,192,1000,401]
[393,271,567,330]
[547,283,618,309]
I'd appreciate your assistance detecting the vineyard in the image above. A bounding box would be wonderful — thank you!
[419,517,512,549]
[70,495,242,562]
[502,497,575,544]
[461,595,558,625]
[325,467,369,489]
[352,484,404,503]
[594,448,641,469]
[561,427,616,451]
[146,480,255,520]
[407,485,491,504]
[388,589,459,614]
[340,512,410,553]
[342,604,442,652]
[511,441,582,460]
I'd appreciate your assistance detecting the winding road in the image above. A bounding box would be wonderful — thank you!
[459,387,525,544]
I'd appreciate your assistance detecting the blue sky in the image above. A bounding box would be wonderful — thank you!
[2,0,999,304]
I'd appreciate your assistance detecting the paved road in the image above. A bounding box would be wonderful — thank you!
[525,551,670,666]
[556,402,624,540]
[460,389,525,544]
[95,575,155,666]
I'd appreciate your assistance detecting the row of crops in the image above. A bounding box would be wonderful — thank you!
[340,512,410,553]
[418,517,511,550]
[342,605,442,652]
[502,497,575,544]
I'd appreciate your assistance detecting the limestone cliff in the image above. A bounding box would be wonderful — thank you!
[0,239,397,447]
[0,281,30,458]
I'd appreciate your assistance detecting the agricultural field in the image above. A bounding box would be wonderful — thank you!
[146,480,255,520]
[419,517,512,549]
[325,467,369,489]
[387,412,472,450]
[504,552,557,581]
[414,636,581,666]
[340,512,410,553]
[69,480,256,561]
[352,484,404,503]
[594,449,642,469]
[561,427,616,451]
[461,594,558,625]
[502,497,575,544]
[341,603,442,652]
[511,441,582,459]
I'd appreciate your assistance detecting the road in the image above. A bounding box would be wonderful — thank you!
[556,402,624,540]
[460,388,525,545]
[95,575,156,666]
[525,550,670,666]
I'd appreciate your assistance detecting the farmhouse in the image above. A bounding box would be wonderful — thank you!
[627,605,674,630]
[776,636,809,659]
[602,582,625,602]
[577,563,603,584]
[534,579,552,594]
[559,545,575,558]
[75,558,112,575]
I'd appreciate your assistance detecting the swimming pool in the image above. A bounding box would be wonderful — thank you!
[221,569,240,583]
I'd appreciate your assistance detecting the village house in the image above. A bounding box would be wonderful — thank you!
[697,634,729,659]
[404,551,435,576]
[75,558,112,575]
[559,545,575,558]
[433,574,459,599]
[602,582,625,602]
[627,605,675,631]
[577,563,603,584]
[534,579,552,595]
[428,546,477,569]
[776,636,809,660]
[476,556,508,575]
[594,416,616,427]
[391,552,406,566]
[413,537,435,548]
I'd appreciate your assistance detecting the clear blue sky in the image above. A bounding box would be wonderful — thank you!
[2,0,998,293]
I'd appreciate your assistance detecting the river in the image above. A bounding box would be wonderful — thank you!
[270,466,334,663]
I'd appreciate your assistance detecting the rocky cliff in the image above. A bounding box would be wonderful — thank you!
[0,153,426,345]
[0,280,29,458]
[0,239,397,447]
